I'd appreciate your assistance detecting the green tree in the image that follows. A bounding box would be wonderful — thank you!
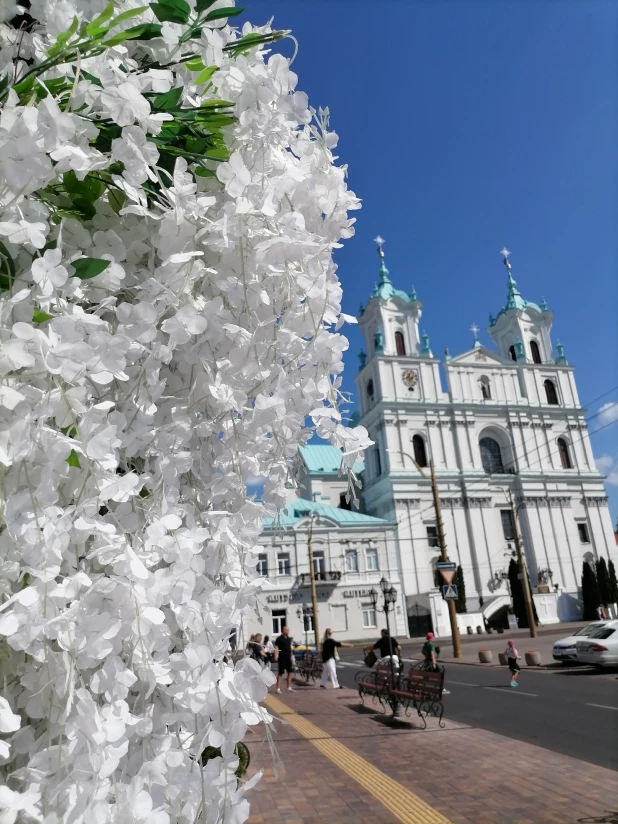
[596,557,611,607]
[607,559,618,605]
[455,565,467,613]
[508,558,538,628]
[581,560,601,620]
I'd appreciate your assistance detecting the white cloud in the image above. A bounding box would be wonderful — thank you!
[596,454,618,486]
[598,401,618,426]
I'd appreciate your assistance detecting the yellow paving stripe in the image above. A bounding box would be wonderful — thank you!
[264,694,451,824]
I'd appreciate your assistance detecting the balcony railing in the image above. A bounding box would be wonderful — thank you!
[297,570,342,586]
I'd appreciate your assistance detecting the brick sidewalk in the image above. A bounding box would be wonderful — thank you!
[246,680,618,824]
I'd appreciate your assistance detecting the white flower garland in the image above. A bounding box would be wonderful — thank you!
[0,1,370,821]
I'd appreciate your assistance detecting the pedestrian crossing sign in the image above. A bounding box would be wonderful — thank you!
[442,584,458,600]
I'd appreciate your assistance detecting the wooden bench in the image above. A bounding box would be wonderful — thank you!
[356,660,399,711]
[388,664,446,728]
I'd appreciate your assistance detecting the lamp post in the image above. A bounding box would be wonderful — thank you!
[369,578,400,717]
[306,513,320,649]
[296,604,312,649]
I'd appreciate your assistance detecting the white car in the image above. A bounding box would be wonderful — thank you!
[576,620,618,668]
[552,621,609,662]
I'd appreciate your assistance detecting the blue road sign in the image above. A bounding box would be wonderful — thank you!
[436,561,457,570]
[442,584,458,600]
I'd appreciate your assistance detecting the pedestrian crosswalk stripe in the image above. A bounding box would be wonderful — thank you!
[265,694,451,824]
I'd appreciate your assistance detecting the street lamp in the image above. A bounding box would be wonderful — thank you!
[370,578,400,718]
[296,604,313,649]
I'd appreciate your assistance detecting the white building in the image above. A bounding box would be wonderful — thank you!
[356,243,617,632]
[245,446,407,644]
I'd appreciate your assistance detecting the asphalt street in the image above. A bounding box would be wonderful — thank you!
[333,647,618,771]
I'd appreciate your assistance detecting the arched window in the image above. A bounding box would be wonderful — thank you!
[480,437,505,474]
[412,434,428,468]
[544,379,558,405]
[530,340,542,364]
[557,438,572,469]
[395,331,406,356]
[366,379,374,400]
[508,345,517,362]
[480,376,491,400]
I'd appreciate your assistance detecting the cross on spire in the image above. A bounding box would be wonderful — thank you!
[500,247,512,270]
[470,323,480,340]
[374,235,385,258]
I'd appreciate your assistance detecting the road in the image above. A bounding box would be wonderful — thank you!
[333,647,618,771]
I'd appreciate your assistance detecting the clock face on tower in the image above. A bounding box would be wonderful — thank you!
[402,369,418,390]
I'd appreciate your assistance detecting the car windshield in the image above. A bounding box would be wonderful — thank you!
[574,624,603,637]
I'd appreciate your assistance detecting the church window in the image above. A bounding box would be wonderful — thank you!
[366,379,374,401]
[480,376,491,400]
[577,523,590,544]
[374,445,382,477]
[530,340,542,364]
[544,379,559,405]
[557,438,572,469]
[500,510,515,541]
[508,345,517,362]
[395,331,406,356]
[479,437,505,474]
[412,434,428,468]
[426,526,439,548]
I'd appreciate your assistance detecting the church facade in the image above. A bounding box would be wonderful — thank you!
[356,244,616,628]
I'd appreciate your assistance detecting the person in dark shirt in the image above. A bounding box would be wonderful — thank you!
[373,629,401,662]
[274,626,294,693]
[320,628,353,689]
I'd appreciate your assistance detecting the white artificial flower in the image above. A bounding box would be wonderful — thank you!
[31,248,68,296]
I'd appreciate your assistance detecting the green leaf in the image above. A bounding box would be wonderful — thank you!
[0,73,10,97]
[71,257,111,280]
[63,171,105,203]
[67,449,82,468]
[0,240,16,281]
[195,0,217,12]
[47,15,79,57]
[150,0,190,24]
[108,6,149,28]
[122,22,162,40]
[195,65,218,85]
[199,98,233,109]
[108,189,126,215]
[204,6,244,21]
[32,309,53,324]
[13,75,35,98]
[203,146,230,160]
[60,425,77,438]
[86,0,115,36]
[80,70,103,87]
[194,166,216,177]
[20,572,30,590]
[182,56,205,71]
[152,85,183,112]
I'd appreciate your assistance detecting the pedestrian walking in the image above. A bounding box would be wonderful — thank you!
[505,639,522,687]
[422,632,438,669]
[320,629,353,689]
[246,634,255,655]
[274,625,295,693]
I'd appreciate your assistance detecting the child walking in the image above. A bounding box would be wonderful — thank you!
[505,639,521,687]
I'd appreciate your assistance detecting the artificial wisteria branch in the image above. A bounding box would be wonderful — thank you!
[0,0,369,821]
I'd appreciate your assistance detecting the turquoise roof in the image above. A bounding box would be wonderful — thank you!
[263,497,392,529]
[369,245,416,303]
[299,444,364,476]
[491,269,542,326]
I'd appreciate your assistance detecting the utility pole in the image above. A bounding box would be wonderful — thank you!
[307,514,320,650]
[508,491,537,638]
[429,460,462,658]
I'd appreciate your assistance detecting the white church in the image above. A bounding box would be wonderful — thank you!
[355,242,616,633]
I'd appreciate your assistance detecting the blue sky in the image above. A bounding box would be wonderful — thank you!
[252,0,618,522]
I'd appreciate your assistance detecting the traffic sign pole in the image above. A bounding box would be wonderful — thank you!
[430,460,462,658]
